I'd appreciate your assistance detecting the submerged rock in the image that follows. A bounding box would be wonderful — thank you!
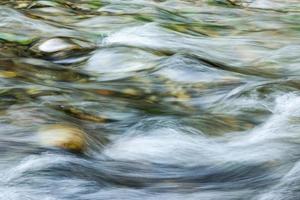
[38,38,78,53]
[37,124,87,153]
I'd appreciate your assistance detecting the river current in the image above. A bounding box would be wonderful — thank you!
[0,0,300,199]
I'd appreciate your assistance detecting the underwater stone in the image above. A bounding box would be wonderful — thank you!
[38,38,77,53]
[37,124,87,153]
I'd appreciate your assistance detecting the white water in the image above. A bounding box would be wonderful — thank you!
[0,93,300,199]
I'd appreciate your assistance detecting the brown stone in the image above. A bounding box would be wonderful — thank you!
[37,124,87,153]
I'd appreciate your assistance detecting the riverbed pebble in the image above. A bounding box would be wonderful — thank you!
[37,124,87,153]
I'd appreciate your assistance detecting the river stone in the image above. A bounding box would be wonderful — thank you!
[37,124,87,153]
[38,38,77,53]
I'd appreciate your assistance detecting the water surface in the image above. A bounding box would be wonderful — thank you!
[0,0,300,199]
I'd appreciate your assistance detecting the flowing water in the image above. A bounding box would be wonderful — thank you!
[1,0,300,199]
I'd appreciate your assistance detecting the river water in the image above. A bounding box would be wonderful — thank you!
[0,0,300,199]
